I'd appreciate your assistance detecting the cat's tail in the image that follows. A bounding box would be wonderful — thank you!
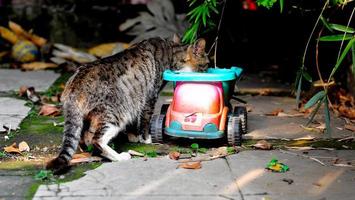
[46,102,84,174]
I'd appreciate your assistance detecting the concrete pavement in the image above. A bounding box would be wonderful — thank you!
[34,150,355,200]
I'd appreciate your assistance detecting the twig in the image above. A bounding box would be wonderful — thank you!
[213,0,227,68]
[177,154,227,163]
[279,149,326,166]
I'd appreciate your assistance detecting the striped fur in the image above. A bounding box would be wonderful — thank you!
[46,37,209,174]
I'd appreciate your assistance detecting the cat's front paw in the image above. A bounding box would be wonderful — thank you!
[138,135,152,144]
[143,135,152,144]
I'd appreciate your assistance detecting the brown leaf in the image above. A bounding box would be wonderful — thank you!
[169,151,180,160]
[18,141,30,152]
[70,156,102,165]
[72,152,91,159]
[177,161,202,169]
[277,112,304,117]
[18,85,28,97]
[265,108,284,116]
[252,140,272,150]
[39,104,61,116]
[344,124,355,132]
[4,143,21,154]
[22,62,58,70]
[208,147,228,157]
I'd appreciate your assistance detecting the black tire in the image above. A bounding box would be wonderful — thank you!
[227,115,242,146]
[150,114,165,143]
[234,106,248,135]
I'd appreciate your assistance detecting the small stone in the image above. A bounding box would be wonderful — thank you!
[42,147,48,152]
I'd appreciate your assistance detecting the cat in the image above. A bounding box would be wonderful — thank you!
[46,35,209,174]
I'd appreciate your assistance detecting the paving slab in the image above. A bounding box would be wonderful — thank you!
[227,150,355,200]
[0,69,59,92]
[34,157,241,200]
[0,173,34,200]
[0,97,31,132]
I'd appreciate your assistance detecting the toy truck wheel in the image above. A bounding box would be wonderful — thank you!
[150,114,165,143]
[234,106,248,135]
[227,116,242,146]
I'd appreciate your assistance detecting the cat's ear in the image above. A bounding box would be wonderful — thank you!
[173,34,181,44]
[193,38,206,56]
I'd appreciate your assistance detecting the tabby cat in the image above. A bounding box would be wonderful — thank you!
[46,35,209,173]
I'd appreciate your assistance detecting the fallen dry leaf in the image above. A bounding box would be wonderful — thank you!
[169,151,180,160]
[128,150,144,157]
[72,152,91,159]
[293,135,315,141]
[177,161,202,169]
[70,156,102,165]
[265,108,284,116]
[208,147,228,157]
[22,62,58,70]
[285,146,315,151]
[4,143,21,154]
[337,136,354,142]
[277,112,304,117]
[18,141,30,152]
[39,104,61,116]
[18,85,28,97]
[338,105,355,119]
[252,140,272,150]
[344,124,355,132]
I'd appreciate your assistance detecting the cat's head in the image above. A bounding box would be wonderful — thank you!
[171,35,209,72]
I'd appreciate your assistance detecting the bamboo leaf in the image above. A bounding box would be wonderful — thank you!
[329,37,355,79]
[319,34,353,41]
[329,23,355,33]
[306,99,323,126]
[324,97,331,136]
[320,15,334,32]
[304,91,325,109]
[302,71,312,82]
[202,7,207,27]
[295,73,302,109]
[279,0,284,13]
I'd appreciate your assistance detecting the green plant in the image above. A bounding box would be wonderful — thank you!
[34,170,54,181]
[0,151,6,159]
[256,0,284,12]
[295,0,355,135]
[182,0,219,44]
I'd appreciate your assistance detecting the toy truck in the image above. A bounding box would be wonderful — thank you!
[150,67,247,146]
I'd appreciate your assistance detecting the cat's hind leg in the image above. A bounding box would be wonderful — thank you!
[93,123,131,161]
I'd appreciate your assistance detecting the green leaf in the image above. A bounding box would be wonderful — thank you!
[191,143,199,150]
[329,23,355,34]
[279,0,284,13]
[352,43,355,74]
[34,170,53,181]
[295,72,302,108]
[188,0,198,7]
[324,97,331,137]
[87,144,94,152]
[302,71,312,82]
[198,147,208,153]
[329,37,355,79]
[320,15,334,32]
[306,99,323,126]
[257,0,278,9]
[304,90,325,109]
[319,34,353,42]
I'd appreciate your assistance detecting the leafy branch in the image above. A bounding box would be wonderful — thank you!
[182,0,219,44]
